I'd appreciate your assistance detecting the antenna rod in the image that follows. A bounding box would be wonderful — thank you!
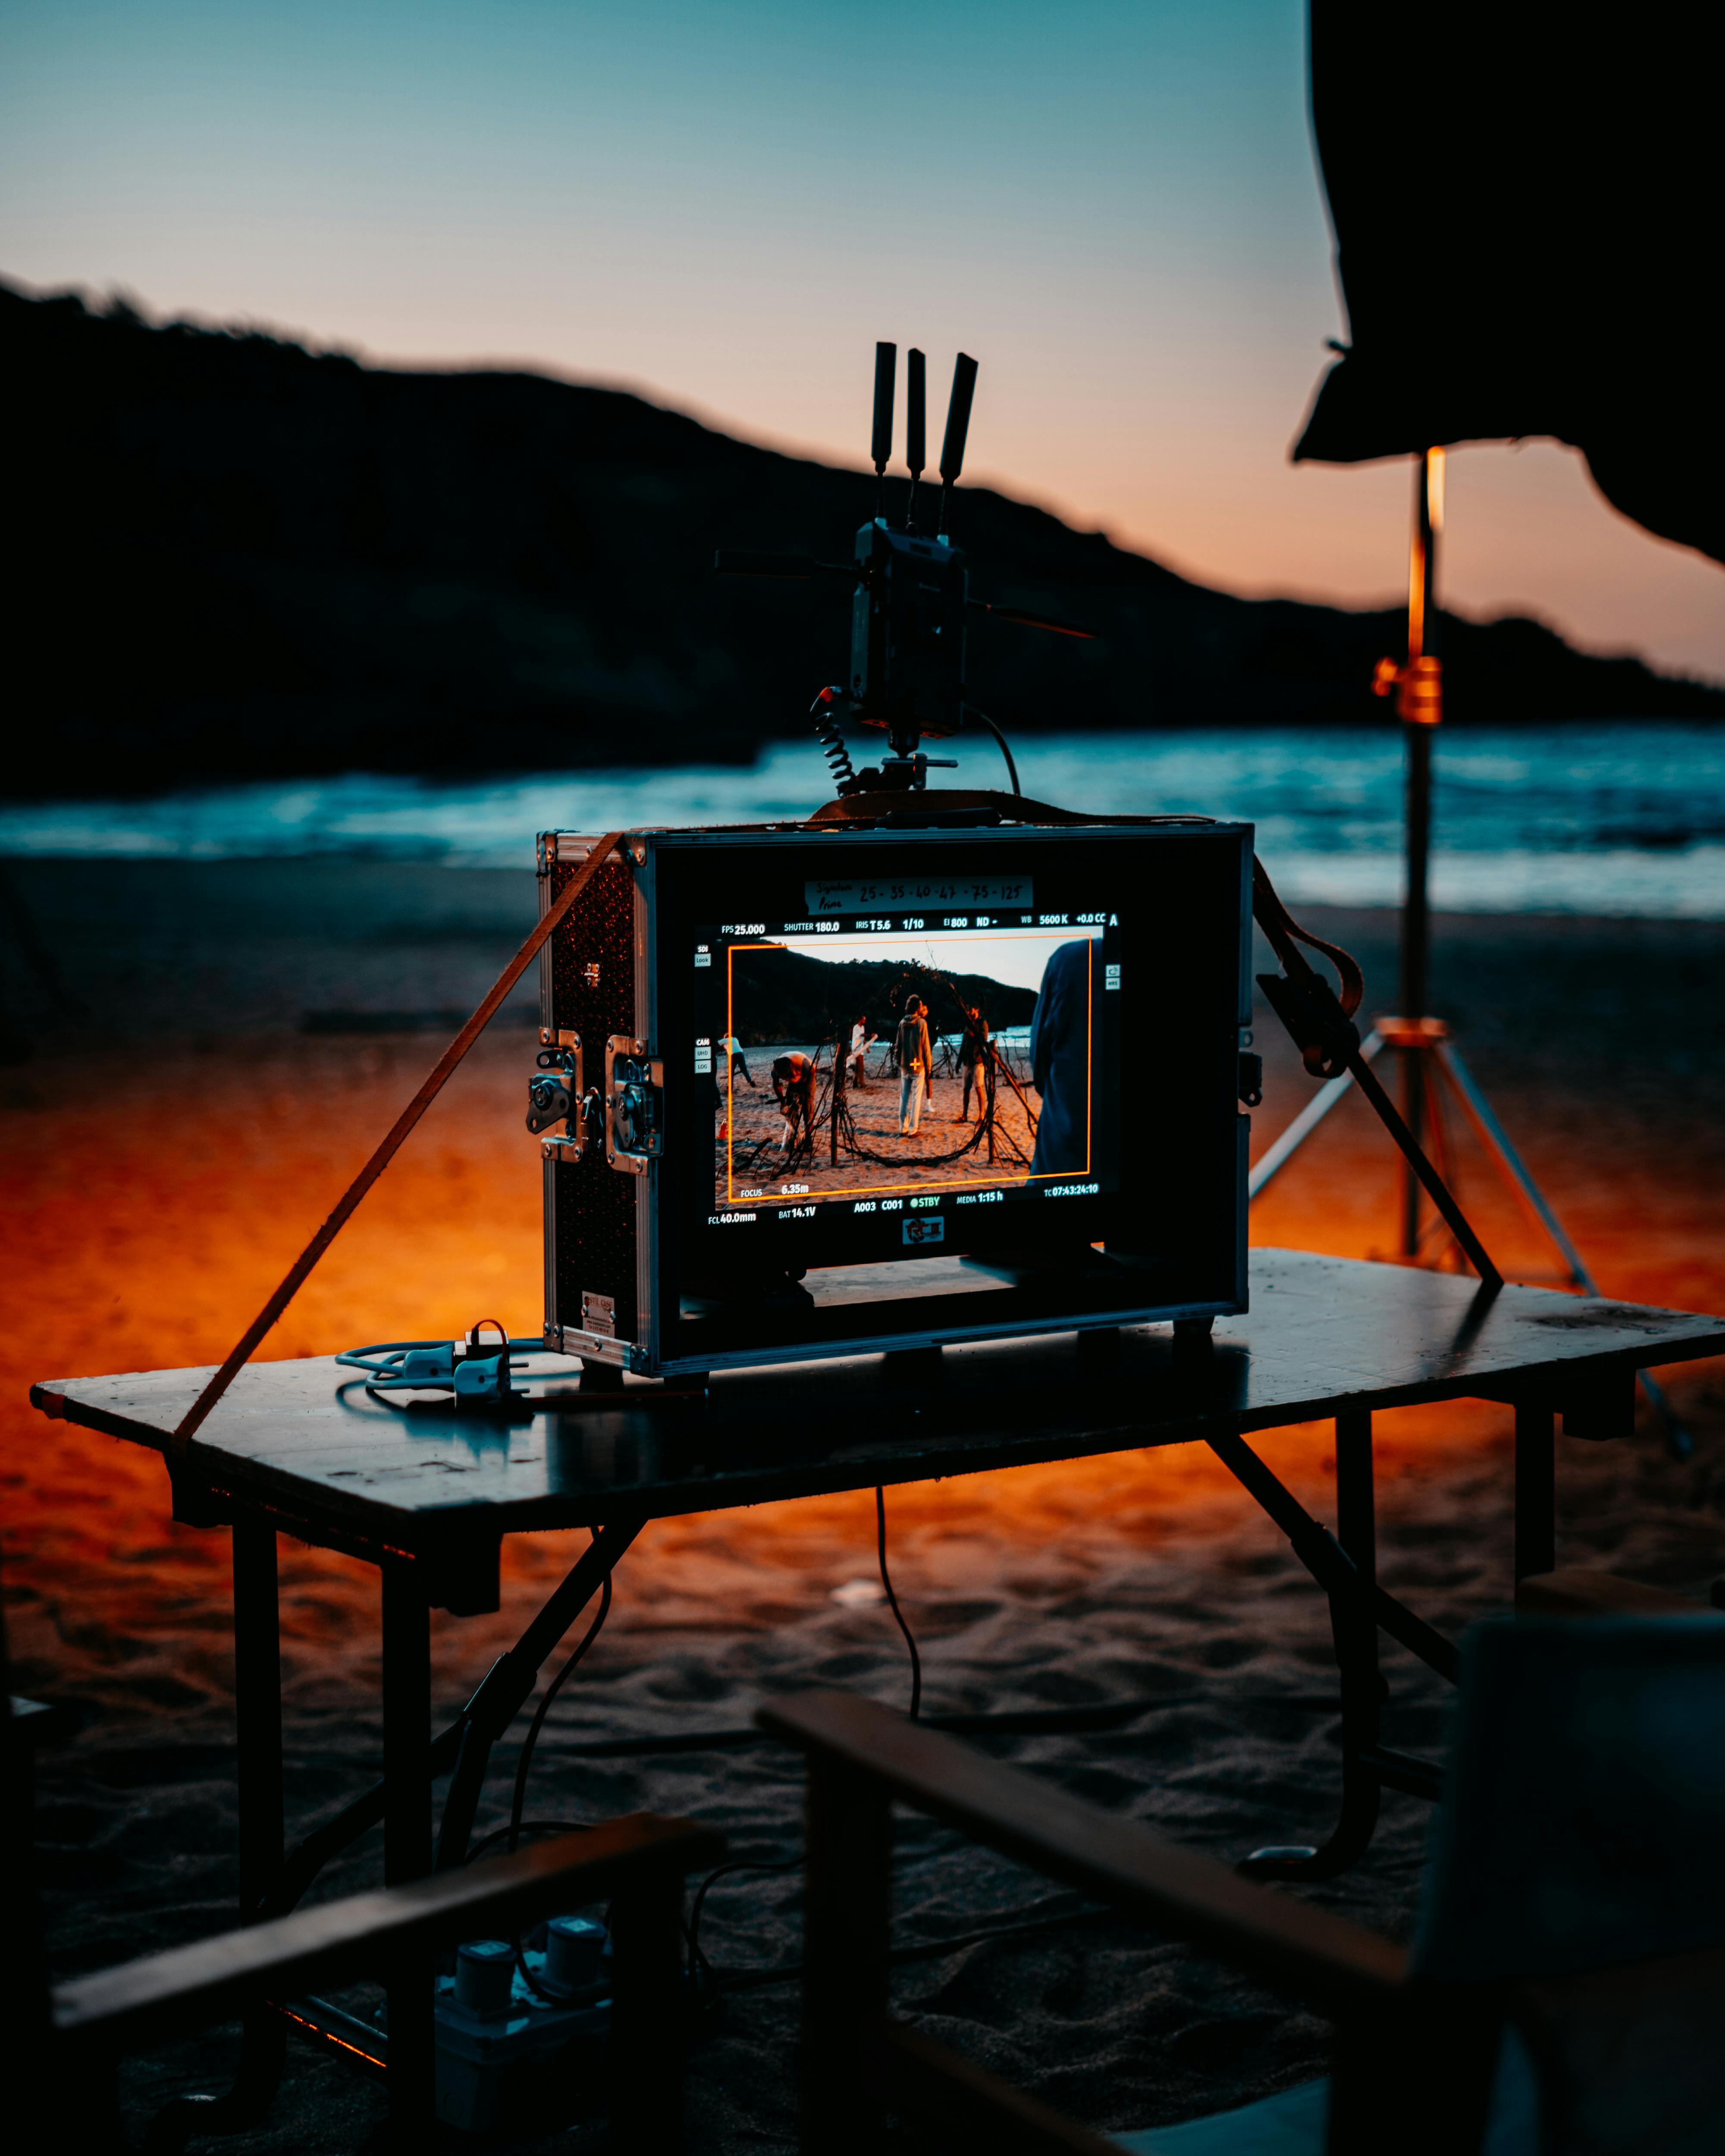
[903,347,926,530]
[871,342,897,520]
[936,351,978,536]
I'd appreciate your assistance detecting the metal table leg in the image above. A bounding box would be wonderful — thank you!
[800,1753,891,2156]
[611,1863,692,2154]
[141,1522,289,2146]
[1242,1410,1385,1880]
[382,1564,434,2146]
[1515,1402,1556,1581]
[235,1521,285,1914]
[1331,1407,1386,1847]
[232,1522,290,2106]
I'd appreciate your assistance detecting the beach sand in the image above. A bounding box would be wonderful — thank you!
[717,1038,1042,1206]
[4,858,1725,2150]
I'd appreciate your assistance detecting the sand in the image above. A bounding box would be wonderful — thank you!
[4,859,1725,2151]
[717,1039,1042,1206]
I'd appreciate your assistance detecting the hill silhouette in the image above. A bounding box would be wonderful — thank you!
[5,282,1720,799]
[729,947,1037,1049]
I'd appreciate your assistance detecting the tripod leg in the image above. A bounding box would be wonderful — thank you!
[1435,1042,1588,1285]
[1411,1047,1470,1271]
[1346,1050,1501,1285]
[1241,1410,1383,1880]
[1628,1368,1694,1463]
[1436,1043,1694,1461]
[1400,1042,1425,1258]
[1247,1031,1383,1200]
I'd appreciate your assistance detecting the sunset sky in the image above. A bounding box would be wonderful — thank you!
[5,0,1719,680]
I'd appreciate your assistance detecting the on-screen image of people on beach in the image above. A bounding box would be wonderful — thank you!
[714,924,1101,1209]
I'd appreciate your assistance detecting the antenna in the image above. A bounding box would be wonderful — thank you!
[903,348,926,530]
[871,342,896,520]
[714,339,1100,793]
[936,352,978,536]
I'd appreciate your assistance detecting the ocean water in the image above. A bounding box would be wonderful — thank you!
[3,723,1722,918]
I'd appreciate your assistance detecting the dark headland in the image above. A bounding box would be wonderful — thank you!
[6,281,1721,800]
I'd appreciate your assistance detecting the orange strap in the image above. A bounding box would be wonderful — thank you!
[171,834,626,1454]
[1250,855,1364,1018]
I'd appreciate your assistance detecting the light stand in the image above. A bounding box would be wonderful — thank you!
[1393,448,1443,1256]
[1252,449,1693,1458]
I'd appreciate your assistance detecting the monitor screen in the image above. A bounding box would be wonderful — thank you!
[629,820,1249,1338]
[698,903,1118,1233]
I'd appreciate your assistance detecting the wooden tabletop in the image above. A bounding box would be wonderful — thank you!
[31,1250,1725,1611]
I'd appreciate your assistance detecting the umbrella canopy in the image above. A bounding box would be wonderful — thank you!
[1294,2,1722,565]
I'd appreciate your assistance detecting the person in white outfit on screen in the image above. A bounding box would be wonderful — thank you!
[895,999,932,1135]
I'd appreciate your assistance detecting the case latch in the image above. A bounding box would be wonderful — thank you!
[605,1037,665,1174]
[528,1029,587,1155]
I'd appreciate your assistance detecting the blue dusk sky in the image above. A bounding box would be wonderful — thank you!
[3,0,1719,677]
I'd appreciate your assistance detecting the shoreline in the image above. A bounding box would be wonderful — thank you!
[4,702,1725,807]
[5,850,1725,1041]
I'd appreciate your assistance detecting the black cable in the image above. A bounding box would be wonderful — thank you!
[966,705,1020,795]
[875,1485,922,1720]
[508,1567,613,1852]
[492,1665,1344,2001]
[682,1821,1103,1997]
[687,1854,802,1991]
[810,686,859,794]
[499,1573,613,2001]
[757,1026,1000,1177]
[464,1819,593,1865]
[708,1900,1108,1995]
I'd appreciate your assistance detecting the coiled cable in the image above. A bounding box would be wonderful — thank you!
[811,685,859,793]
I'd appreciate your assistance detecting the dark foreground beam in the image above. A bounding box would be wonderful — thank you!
[53,1815,722,2056]
[760,1691,1405,2010]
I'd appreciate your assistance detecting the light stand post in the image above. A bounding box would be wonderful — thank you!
[1393,448,1443,1254]
[1251,446,1693,1457]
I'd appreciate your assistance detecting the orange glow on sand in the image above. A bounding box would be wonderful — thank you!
[4,1007,1722,1704]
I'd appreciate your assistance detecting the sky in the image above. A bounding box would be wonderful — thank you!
[771,927,1102,1000]
[4,0,1719,681]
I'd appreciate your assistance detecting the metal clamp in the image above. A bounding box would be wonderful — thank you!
[604,1036,664,1174]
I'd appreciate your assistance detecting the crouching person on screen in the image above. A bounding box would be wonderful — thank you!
[772,1051,818,1157]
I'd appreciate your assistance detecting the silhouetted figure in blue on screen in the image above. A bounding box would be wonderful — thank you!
[1028,940,1091,1178]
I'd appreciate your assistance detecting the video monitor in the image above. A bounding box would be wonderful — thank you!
[539,818,1254,1374]
[699,902,1118,1232]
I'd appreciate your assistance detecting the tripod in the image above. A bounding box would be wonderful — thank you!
[1251,450,1692,1459]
